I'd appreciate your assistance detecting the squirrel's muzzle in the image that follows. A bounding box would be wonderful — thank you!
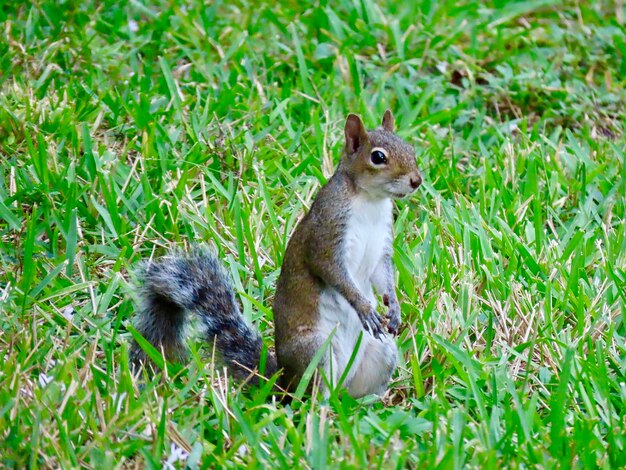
[409,172,422,190]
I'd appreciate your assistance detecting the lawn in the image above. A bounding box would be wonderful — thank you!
[1,0,625,467]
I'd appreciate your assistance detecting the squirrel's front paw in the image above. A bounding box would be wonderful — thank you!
[386,304,401,336]
[358,308,384,339]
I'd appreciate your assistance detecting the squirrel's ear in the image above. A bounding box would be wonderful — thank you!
[382,109,394,132]
[345,114,368,154]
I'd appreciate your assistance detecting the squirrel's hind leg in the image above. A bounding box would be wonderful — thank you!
[345,334,397,398]
[277,333,344,397]
[278,329,398,398]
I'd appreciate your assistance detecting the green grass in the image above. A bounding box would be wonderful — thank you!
[1,0,625,467]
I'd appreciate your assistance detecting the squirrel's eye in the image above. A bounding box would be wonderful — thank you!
[370,150,387,165]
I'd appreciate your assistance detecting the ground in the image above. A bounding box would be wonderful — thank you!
[1,0,625,467]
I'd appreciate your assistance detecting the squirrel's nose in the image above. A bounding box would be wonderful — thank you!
[409,173,422,189]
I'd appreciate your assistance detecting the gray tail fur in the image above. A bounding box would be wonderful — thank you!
[131,248,278,383]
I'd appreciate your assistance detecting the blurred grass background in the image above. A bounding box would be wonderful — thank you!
[1,0,625,467]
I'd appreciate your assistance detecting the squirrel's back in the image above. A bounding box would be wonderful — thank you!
[273,171,353,345]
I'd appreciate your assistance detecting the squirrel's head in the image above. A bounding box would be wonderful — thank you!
[342,110,421,199]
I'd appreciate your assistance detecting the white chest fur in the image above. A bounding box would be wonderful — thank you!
[316,194,394,388]
[343,195,393,297]
[316,195,393,338]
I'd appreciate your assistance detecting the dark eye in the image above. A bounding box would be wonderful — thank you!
[370,150,387,165]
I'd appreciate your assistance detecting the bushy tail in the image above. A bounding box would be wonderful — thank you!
[131,248,277,382]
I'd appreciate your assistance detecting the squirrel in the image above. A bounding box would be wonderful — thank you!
[131,110,422,398]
